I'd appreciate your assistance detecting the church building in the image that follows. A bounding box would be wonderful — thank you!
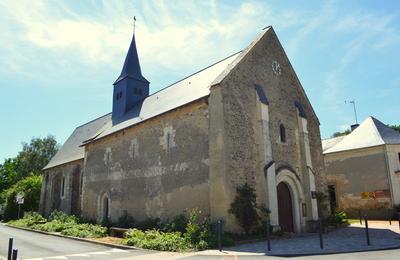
[40,25,327,232]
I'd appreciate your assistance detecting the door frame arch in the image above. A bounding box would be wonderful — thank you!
[276,169,305,232]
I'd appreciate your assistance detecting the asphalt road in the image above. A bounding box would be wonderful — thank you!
[0,223,151,259]
[1,223,400,259]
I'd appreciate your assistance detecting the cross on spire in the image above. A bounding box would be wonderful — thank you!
[133,16,136,35]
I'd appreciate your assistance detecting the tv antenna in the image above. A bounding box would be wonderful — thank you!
[345,99,358,124]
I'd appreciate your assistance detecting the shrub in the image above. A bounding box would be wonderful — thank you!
[61,223,107,238]
[229,183,265,234]
[49,210,78,223]
[184,209,215,250]
[123,209,234,251]
[326,211,349,226]
[124,229,189,251]
[31,220,73,232]
[8,211,45,227]
[164,214,188,233]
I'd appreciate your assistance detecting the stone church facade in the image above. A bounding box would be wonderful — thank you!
[40,26,327,232]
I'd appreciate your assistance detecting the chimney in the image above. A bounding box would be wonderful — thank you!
[350,124,359,131]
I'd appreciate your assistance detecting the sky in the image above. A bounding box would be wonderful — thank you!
[0,0,399,162]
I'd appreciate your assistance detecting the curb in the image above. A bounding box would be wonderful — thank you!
[5,224,137,251]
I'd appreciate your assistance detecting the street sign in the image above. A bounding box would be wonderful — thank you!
[15,193,24,204]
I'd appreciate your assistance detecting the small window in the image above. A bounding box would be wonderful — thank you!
[280,124,286,143]
[61,176,65,198]
[80,173,84,195]
[167,132,171,149]
[398,153,400,164]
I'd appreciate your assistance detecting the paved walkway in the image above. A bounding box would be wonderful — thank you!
[199,221,400,256]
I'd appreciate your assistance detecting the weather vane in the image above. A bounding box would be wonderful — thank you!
[133,16,136,35]
[345,99,358,124]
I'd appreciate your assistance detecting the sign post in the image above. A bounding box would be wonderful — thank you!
[15,193,24,219]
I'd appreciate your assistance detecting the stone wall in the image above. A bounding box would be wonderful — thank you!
[82,99,210,223]
[209,27,326,231]
[325,146,391,219]
[40,160,83,217]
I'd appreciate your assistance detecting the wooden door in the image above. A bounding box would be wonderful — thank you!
[277,182,294,232]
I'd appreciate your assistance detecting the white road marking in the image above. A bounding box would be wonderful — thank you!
[25,249,129,260]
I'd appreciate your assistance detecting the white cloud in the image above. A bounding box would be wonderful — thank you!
[0,0,278,75]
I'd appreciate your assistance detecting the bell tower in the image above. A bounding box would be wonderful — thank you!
[112,21,149,121]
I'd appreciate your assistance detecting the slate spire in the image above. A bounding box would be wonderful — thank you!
[114,26,149,84]
[112,21,150,121]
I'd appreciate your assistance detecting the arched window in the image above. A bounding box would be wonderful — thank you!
[103,196,109,221]
[280,124,286,143]
[100,193,110,222]
[61,176,66,198]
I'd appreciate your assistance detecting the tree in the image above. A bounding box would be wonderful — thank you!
[1,175,42,220]
[389,125,400,133]
[13,135,59,179]
[331,130,351,138]
[0,136,59,216]
[331,124,399,138]
[0,159,18,193]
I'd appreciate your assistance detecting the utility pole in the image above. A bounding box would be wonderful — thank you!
[345,99,358,124]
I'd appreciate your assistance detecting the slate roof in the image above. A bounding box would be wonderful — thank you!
[86,51,242,144]
[323,116,400,154]
[43,113,111,170]
[44,51,241,170]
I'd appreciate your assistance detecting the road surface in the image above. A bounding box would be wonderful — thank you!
[1,223,400,259]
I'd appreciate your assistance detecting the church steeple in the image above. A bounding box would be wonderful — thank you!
[112,20,149,122]
[114,32,149,85]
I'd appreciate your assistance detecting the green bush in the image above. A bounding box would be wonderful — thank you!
[8,210,106,238]
[49,210,78,223]
[326,211,349,226]
[229,183,268,234]
[8,211,45,227]
[124,229,189,251]
[123,209,234,251]
[1,175,42,220]
[61,223,107,238]
[32,220,74,232]
[165,214,188,233]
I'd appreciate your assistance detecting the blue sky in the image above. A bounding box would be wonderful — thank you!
[0,0,399,161]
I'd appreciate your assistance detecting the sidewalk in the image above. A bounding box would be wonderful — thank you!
[198,221,400,257]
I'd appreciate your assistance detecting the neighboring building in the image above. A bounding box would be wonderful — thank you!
[323,117,400,219]
[40,25,327,232]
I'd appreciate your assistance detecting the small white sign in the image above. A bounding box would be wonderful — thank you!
[15,193,24,204]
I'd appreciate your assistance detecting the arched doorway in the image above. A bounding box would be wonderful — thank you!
[277,182,294,232]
